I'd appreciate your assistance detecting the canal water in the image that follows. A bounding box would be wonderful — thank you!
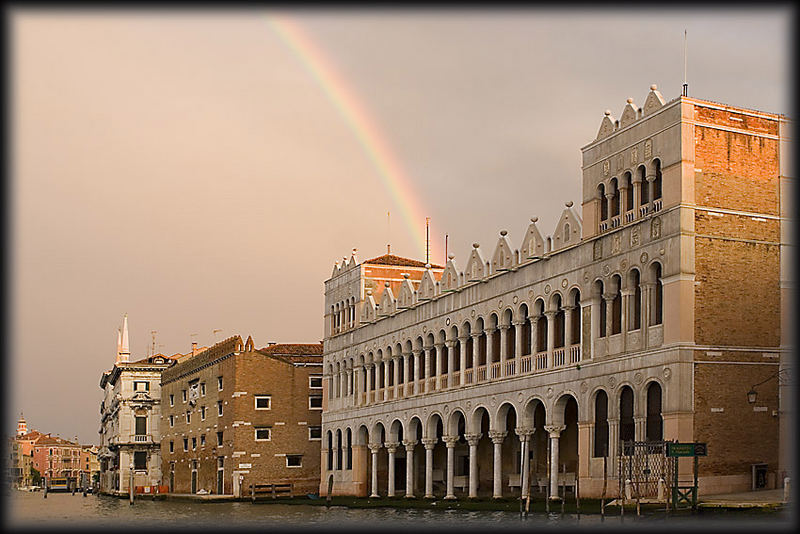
[5,491,789,530]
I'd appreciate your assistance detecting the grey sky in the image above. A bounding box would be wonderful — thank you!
[10,8,790,443]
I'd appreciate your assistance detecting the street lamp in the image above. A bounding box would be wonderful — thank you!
[746,368,791,404]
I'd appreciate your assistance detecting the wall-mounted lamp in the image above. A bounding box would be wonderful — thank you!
[746,368,791,405]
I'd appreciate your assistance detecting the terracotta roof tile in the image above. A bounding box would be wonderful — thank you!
[364,254,443,269]
[258,343,323,356]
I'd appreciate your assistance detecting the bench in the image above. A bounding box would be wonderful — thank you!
[250,482,293,501]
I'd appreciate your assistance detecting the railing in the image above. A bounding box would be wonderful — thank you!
[361,392,367,404]
[377,387,384,401]
[490,362,501,379]
[451,371,460,387]
[610,215,621,228]
[639,205,649,217]
[553,348,566,367]
[440,375,448,389]
[504,359,516,377]
[427,377,437,392]
[520,355,533,374]
[653,198,662,212]
[569,344,581,363]
[625,210,635,223]
[476,365,487,382]
[132,434,152,443]
[464,368,474,384]
[599,221,609,232]
[535,352,548,370]
[387,387,394,400]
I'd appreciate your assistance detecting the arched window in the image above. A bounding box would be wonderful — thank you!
[653,159,662,201]
[564,223,570,242]
[336,430,343,470]
[346,428,353,469]
[570,289,581,345]
[630,269,641,330]
[594,390,609,457]
[651,263,663,325]
[326,431,333,470]
[598,184,608,220]
[553,295,565,348]
[639,166,649,205]
[595,280,606,338]
[646,382,663,441]
[619,386,635,444]
[610,178,620,217]
[611,275,622,335]
[624,171,633,212]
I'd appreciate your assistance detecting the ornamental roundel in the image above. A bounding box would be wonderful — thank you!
[660,248,665,256]
[471,309,476,318]
[422,326,427,333]
[513,295,519,304]
[640,252,649,264]
[546,387,554,398]
[491,395,497,407]
[498,299,503,308]
[561,278,568,288]
[583,272,590,283]
[580,381,588,393]
[445,318,451,326]
[620,259,628,271]
[663,367,672,381]
[603,264,611,276]
[608,376,616,389]
[629,333,639,345]
[518,392,523,402]
[529,290,534,299]
[544,284,551,294]
[634,372,643,385]
[444,404,449,414]
[466,400,471,409]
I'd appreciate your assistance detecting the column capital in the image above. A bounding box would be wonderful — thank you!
[384,441,400,453]
[640,281,656,289]
[632,174,643,184]
[488,430,507,444]
[442,435,459,447]
[402,440,418,451]
[512,319,526,327]
[365,363,375,370]
[423,345,434,352]
[543,424,566,438]
[544,310,558,319]
[562,305,577,312]
[514,427,535,439]
[421,438,438,450]
[458,335,470,342]
[605,192,615,200]
[464,433,483,446]
[498,324,510,331]
[444,340,457,349]
[646,173,656,183]
[402,351,413,358]
[602,293,617,302]
[485,327,497,334]
[368,443,382,453]
[470,332,481,341]
[434,342,445,349]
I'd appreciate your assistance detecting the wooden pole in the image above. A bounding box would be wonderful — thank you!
[601,452,607,518]
[576,467,580,515]
[560,463,565,516]
[545,438,550,513]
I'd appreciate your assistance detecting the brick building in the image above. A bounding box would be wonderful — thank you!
[160,335,323,496]
[321,86,791,499]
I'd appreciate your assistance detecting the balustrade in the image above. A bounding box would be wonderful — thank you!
[440,375,448,389]
[464,368,474,384]
[535,351,548,370]
[476,365,487,382]
[639,205,649,217]
[569,344,581,363]
[653,198,662,212]
[490,362,501,379]
[610,215,621,228]
[624,210,635,223]
[599,221,609,232]
[520,355,532,374]
[450,371,460,388]
[504,360,516,377]
[427,377,436,392]
[553,348,566,367]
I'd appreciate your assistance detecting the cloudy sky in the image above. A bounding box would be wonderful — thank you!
[9,8,790,443]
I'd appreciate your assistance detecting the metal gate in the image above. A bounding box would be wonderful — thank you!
[618,440,674,501]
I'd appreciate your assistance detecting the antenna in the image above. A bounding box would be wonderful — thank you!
[387,211,391,255]
[425,217,430,265]
[445,234,448,264]
[213,329,222,343]
[150,330,157,356]
[683,29,688,97]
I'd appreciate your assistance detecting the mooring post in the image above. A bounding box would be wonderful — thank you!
[326,474,334,507]
[560,463,565,516]
[545,438,550,514]
[600,452,607,519]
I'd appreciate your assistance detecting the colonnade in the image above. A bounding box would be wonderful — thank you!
[598,159,663,233]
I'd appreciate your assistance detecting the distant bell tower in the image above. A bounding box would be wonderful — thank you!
[17,412,27,436]
[116,313,130,364]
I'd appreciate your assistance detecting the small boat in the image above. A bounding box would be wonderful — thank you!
[306,493,320,500]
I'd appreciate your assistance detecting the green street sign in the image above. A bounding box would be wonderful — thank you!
[667,442,708,457]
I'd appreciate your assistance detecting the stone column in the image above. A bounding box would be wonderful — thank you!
[458,336,468,385]
[529,314,538,354]
[422,438,437,498]
[603,294,615,338]
[620,183,629,216]
[513,320,523,359]
[646,173,656,210]
[499,325,509,365]
[414,350,422,395]
[471,333,481,375]
[563,306,575,347]
[403,440,417,498]
[445,340,456,387]
[443,436,459,499]
[365,364,374,405]
[545,311,557,367]
[486,328,496,369]
[383,358,390,401]
[345,369,353,400]
[369,443,381,498]
[621,289,633,350]
[607,417,619,477]
[403,352,411,397]
[434,343,444,389]
[385,441,399,497]
[634,417,646,442]
[333,443,340,471]
[515,428,534,499]
[641,282,654,348]
[544,425,566,500]
[393,356,401,398]
[605,192,614,223]
[423,347,432,393]
[489,431,507,498]
[632,174,642,216]
[465,433,482,498]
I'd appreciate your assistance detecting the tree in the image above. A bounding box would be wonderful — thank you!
[30,466,41,486]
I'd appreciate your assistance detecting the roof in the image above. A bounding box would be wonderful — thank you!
[17,430,44,441]
[258,343,323,356]
[34,435,79,447]
[364,254,443,269]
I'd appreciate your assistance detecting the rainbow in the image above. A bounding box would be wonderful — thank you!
[268,16,435,261]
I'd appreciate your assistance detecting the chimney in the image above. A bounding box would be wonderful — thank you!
[191,342,198,356]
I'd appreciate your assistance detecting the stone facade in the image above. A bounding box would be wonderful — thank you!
[159,336,323,496]
[320,86,791,499]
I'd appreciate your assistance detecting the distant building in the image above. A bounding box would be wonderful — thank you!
[321,87,791,499]
[160,336,323,496]
[31,434,83,484]
[97,314,174,495]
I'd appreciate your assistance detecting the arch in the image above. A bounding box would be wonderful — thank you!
[326,430,334,470]
[609,177,619,217]
[345,427,353,469]
[622,170,633,211]
[593,389,609,457]
[371,421,386,445]
[652,158,662,201]
[567,287,582,345]
[446,408,467,437]
[493,402,519,432]
[532,298,546,352]
[470,405,491,434]
[610,274,622,335]
[627,267,642,330]
[407,416,423,442]
[619,385,635,443]
[425,412,444,440]
[597,183,608,220]
[521,396,547,429]
[389,419,404,443]
[649,261,663,325]
[336,428,343,469]
[645,381,663,441]
[551,392,579,427]
[639,165,649,205]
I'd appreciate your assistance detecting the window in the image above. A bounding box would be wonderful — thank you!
[186,411,191,424]
[217,401,223,416]
[309,376,323,389]
[183,437,189,452]
[169,441,174,453]
[135,416,147,436]
[182,390,187,402]
[200,383,206,396]
[286,455,302,467]
[133,451,147,470]
[200,406,206,420]
[308,426,322,440]
[200,435,206,447]
[309,396,323,410]
[169,394,174,407]
[216,431,223,447]
[255,396,272,410]
[133,381,149,392]
[169,415,174,428]
[191,437,197,450]
[254,427,271,441]
[217,376,223,391]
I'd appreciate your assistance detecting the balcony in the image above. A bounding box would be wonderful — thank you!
[553,348,566,367]
[610,215,621,228]
[535,352,548,371]
[490,362,501,380]
[639,205,649,217]
[624,210,635,223]
[653,198,662,212]
[131,434,153,444]
[599,221,609,233]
